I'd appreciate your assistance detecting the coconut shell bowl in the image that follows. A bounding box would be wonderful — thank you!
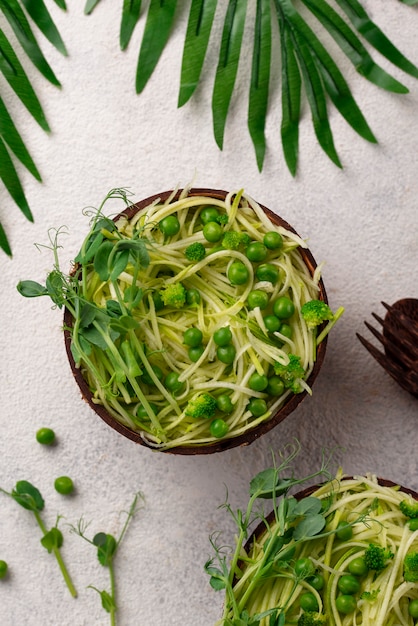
[63,188,330,454]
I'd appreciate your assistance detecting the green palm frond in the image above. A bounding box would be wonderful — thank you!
[86,0,418,175]
[0,0,67,256]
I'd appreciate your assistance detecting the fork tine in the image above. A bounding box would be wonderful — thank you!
[371,312,385,327]
[382,301,418,343]
[356,332,404,378]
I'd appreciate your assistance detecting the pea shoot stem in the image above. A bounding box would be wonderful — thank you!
[33,510,77,598]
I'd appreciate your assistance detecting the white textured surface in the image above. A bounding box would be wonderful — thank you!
[1,2,418,625]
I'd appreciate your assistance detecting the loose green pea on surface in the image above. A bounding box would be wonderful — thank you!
[54,476,74,495]
[36,428,55,445]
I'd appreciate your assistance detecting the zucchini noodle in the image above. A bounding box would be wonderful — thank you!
[231,475,418,625]
[73,189,325,450]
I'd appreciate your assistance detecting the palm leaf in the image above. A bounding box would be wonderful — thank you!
[0,95,41,180]
[21,0,68,56]
[178,0,217,107]
[290,25,342,168]
[0,29,50,131]
[53,0,67,8]
[301,0,410,93]
[0,0,61,85]
[120,0,142,51]
[212,0,248,150]
[281,0,377,145]
[278,15,301,176]
[335,0,418,78]
[0,220,11,256]
[84,0,101,14]
[248,0,272,172]
[0,135,33,222]
[0,0,67,256]
[135,0,178,94]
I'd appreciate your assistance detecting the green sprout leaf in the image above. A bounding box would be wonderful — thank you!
[41,527,64,553]
[11,480,45,511]
[93,532,117,567]
[250,468,292,499]
[17,280,48,298]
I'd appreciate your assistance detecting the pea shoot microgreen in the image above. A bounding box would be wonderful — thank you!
[69,492,143,626]
[0,480,77,597]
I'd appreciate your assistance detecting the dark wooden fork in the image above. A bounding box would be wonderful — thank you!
[356,299,418,399]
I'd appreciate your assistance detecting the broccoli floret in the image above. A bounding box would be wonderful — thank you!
[273,354,306,394]
[301,299,334,330]
[404,552,418,582]
[221,230,251,250]
[185,393,217,419]
[364,543,394,571]
[360,589,380,602]
[185,242,206,262]
[160,282,186,309]
[216,214,229,225]
[400,497,418,519]
[298,612,326,626]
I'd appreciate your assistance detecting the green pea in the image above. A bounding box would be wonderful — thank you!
[186,288,201,306]
[273,296,295,320]
[0,560,8,579]
[248,372,269,392]
[54,476,74,495]
[188,345,205,362]
[256,263,280,284]
[247,290,269,310]
[409,599,418,619]
[300,592,319,612]
[337,574,360,595]
[263,231,283,250]
[159,215,180,236]
[203,221,223,242]
[210,418,229,438]
[294,558,315,578]
[136,402,158,421]
[36,427,55,445]
[200,207,220,224]
[335,595,357,614]
[336,521,353,541]
[183,327,203,347]
[164,372,185,394]
[278,323,292,339]
[248,398,268,417]
[308,574,324,591]
[266,375,285,397]
[246,241,268,262]
[213,326,232,346]
[408,519,418,531]
[141,364,164,386]
[348,557,368,577]
[217,344,236,365]
[216,394,234,414]
[263,315,281,333]
[227,261,249,285]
